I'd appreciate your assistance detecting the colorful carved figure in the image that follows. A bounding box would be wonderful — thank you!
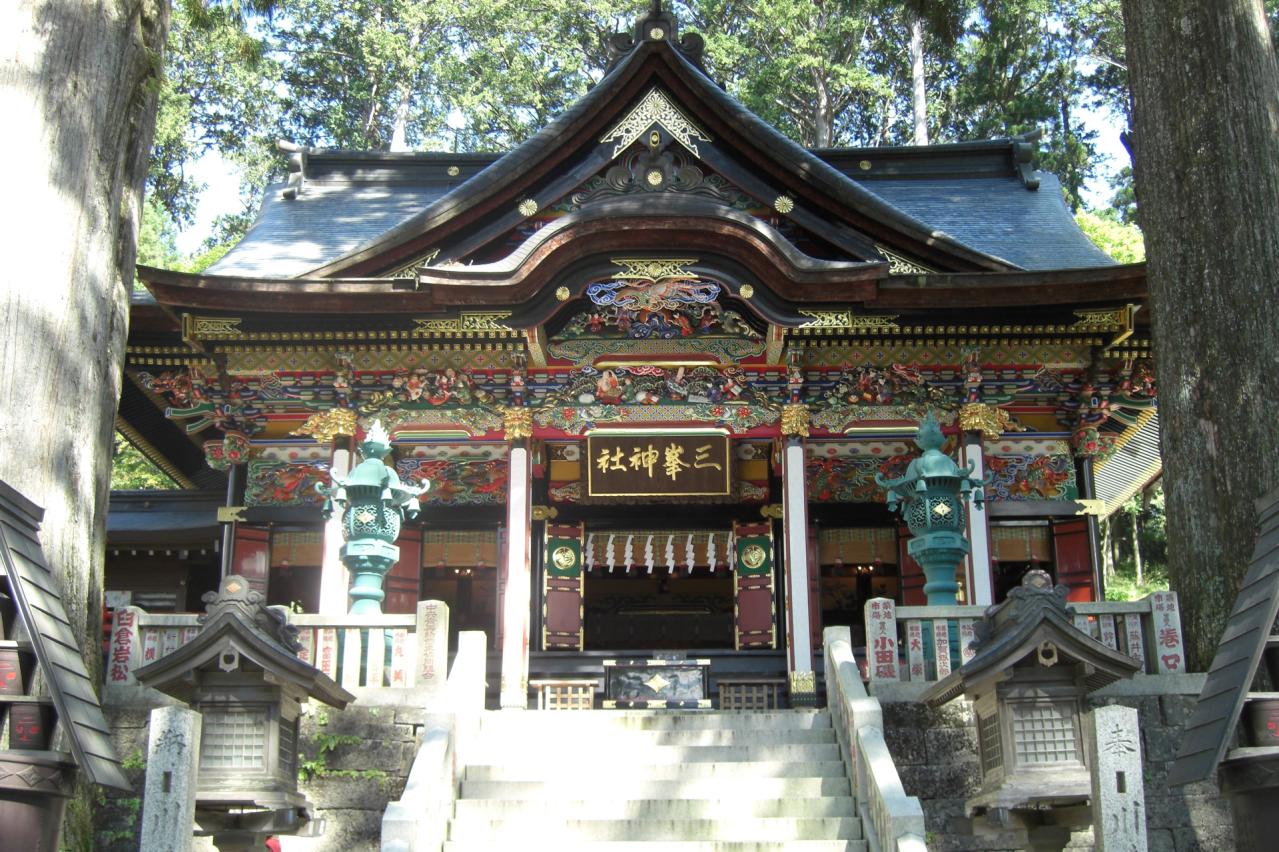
[389,368,491,406]
[961,348,984,403]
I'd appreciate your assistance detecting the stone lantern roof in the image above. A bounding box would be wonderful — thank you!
[134,575,353,709]
[922,570,1141,708]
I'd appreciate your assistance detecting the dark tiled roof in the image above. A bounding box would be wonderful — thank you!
[208,179,452,277]
[855,173,1114,270]
[207,149,1110,278]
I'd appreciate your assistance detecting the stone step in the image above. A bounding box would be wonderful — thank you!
[447,816,862,843]
[466,742,841,765]
[472,727,836,749]
[444,842,867,852]
[454,795,856,820]
[478,710,832,732]
[460,775,851,800]
[464,759,849,782]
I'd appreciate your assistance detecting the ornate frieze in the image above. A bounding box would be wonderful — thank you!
[382,248,440,279]
[958,402,1014,439]
[609,257,698,282]
[533,365,777,435]
[413,312,515,336]
[290,408,358,444]
[796,310,901,334]
[780,403,810,438]
[245,460,330,507]
[502,406,533,441]
[986,454,1077,501]
[182,315,243,341]
[555,149,756,212]
[396,457,508,505]
[875,245,934,275]
[600,88,712,159]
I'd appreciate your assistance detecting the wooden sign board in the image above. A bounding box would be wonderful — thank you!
[586,433,731,497]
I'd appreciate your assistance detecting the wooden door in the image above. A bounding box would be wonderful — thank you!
[733,521,776,649]
[1052,518,1095,601]
[232,525,269,595]
[542,522,584,650]
[385,527,422,614]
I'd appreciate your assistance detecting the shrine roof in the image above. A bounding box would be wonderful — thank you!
[206,141,1108,279]
[857,173,1111,270]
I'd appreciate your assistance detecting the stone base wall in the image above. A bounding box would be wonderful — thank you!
[94,697,437,852]
[877,680,1233,852]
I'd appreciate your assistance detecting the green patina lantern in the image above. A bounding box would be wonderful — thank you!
[877,412,988,605]
[318,421,429,613]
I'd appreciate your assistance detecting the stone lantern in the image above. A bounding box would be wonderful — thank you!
[877,412,987,604]
[134,575,354,851]
[319,420,429,613]
[921,571,1140,848]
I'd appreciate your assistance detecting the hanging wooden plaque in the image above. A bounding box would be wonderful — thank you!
[586,433,731,497]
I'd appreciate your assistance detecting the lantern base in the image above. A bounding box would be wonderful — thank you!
[908,531,970,606]
[341,539,400,614]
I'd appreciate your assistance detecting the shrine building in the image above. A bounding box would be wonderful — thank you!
[115,4,1158,707]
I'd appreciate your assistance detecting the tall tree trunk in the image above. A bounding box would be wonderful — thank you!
[389,85,412,152]
[910,14,929,145]
[1102,515,1114,584]
[0,0,167,841]
[1121,0,1279,670]
[1131,507,1143,585]
[812,74,833,148]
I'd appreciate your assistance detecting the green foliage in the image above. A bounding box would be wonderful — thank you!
[111,433,177,491]
[933,1,1097,210]
[136,199,182,269]
[1104,567,1168,601]
[149,2,280,226]
[695,0,897,147]
[1102,483,1168,600]
[297,730,389,781]
[1075,209,1145,263]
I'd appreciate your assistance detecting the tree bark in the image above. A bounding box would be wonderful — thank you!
[1131,506,1143,585]
[1121,0,1279,670]
[910,14,929,145]
[0,5,167,838]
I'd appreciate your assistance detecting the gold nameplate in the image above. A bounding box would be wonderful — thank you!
[586,433,731,498]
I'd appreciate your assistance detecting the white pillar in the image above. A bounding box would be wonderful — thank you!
[318,446,352,614]
[782,439,815,704]
[961,433,994,606]
[500,443,532,709]
[139,706,201,852]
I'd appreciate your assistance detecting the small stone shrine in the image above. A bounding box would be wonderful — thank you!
[922,570,1141,848]
[133,574,354,850]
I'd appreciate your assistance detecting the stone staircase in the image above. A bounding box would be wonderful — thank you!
[443,708,866,851]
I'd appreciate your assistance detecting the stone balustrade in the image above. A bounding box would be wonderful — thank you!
[862,591,1186,684]
[105,604,451,692]
[824,626,927,852]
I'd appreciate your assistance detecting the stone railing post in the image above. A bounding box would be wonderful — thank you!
[139,706,202,852]
[1089,704,1148,851]
[416,600,450,696]
[106,605,143,687]
[864,597,900,683]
